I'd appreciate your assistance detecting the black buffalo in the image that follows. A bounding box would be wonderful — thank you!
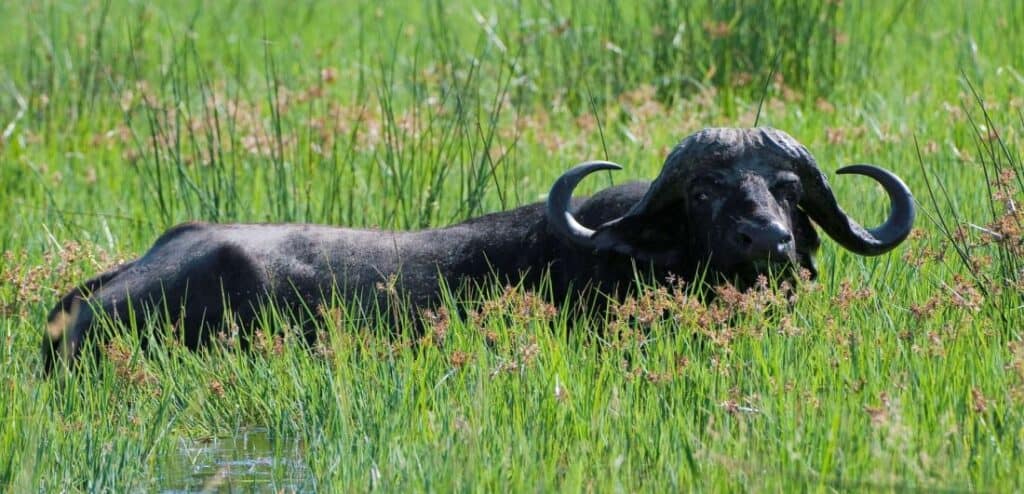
[44,127,915,371]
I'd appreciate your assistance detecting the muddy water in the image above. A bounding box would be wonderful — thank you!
[159,428,313,493]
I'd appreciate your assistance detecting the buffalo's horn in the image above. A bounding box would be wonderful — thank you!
[801,164,915,256]
[546,161,623,250]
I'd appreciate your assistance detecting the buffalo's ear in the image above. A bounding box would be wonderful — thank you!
[590,210,686,265]
[792,210,820,279]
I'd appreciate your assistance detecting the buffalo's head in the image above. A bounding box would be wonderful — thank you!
[546,127,915,287]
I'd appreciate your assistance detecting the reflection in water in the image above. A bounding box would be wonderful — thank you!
[159,428,312,493]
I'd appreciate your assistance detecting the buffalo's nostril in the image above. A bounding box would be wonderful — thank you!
[737,221,792,257]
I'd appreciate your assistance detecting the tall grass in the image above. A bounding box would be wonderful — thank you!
[2,0,1024,491]
[919,77,1024,328]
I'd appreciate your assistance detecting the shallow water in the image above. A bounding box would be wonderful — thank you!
[159,428,312,493]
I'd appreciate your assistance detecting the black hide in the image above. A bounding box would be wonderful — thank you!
[44,182,653,371]
[43,127,915,372]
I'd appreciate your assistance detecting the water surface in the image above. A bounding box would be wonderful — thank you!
[159,428,312,493]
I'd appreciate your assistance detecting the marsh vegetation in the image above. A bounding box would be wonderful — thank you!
[1,0,1023,491]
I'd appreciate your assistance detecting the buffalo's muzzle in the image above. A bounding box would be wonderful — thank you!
[734,220,793,260]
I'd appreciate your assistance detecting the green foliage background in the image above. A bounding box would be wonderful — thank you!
[1,0,1023,491]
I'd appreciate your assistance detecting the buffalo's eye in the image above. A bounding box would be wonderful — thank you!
[690,177,724,204]
[772,180,802,203]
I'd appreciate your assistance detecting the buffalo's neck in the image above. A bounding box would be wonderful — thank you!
[401,202,561,299]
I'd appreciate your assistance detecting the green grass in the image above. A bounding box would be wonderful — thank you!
[2,0,1024,491]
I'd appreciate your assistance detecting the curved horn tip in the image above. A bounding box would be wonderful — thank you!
[572,160,623,172]
[546,160,624,250]
[837,163,907,183]
[833,163,916,255]
[835,163,915,203]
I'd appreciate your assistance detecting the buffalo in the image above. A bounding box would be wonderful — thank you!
[43,127,915,371]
